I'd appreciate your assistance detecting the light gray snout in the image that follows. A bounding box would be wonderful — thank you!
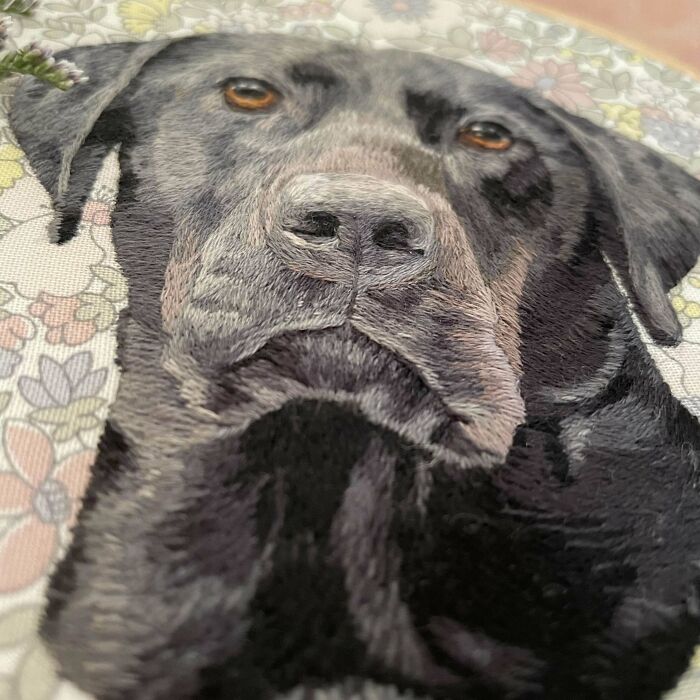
[267,174,436,287]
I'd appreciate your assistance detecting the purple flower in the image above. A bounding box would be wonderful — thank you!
[0,346,20,378]
[642,116,700,157]
[19,352,107,408]
[370,0,432,22]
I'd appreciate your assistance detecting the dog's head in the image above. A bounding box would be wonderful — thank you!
[10,34,700,699]
[11,34,700,463]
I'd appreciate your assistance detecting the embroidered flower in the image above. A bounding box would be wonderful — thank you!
[0,312,34,351]
[478,29,525,63]
[600,104,643,141]
[118,0,180,37]
[0,347,20,378]
[29,293,96,346]
[0,421,92,592]
[19,353,107,441]
[641,115,700,158]
[338,0,462,40]
[671,293,700,328]
[510,60,596,112]
[0,144,24,190]
[371,0,432,22]
[19,352,106,408]
[81,200,112,226]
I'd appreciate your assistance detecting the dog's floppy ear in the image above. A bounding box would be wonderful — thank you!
[531,97,700,346]
[9,40,170,244]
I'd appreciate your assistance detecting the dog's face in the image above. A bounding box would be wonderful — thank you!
[10,34,700,700]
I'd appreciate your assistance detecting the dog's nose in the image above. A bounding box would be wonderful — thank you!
[268,174,436,286]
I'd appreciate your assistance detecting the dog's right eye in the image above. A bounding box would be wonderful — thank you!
[223,78,280,111]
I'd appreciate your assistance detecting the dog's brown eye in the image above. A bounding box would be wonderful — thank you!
[459,121,513,151]
[224,78,279,110]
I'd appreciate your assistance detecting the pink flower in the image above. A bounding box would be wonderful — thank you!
[279,4,309,19]
[279,1,335,19]
[478,29,526,63]
[29,293,96,346]
[511,60,596,111]
[0,421,93,593]
[306,1,335,17]
[0,313,34,351]
[82,200,112,226]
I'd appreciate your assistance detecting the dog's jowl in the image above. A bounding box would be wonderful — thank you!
[9,33,700,700]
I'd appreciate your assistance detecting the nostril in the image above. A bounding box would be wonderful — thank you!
[288,211,340,242]
[373,221,424,255]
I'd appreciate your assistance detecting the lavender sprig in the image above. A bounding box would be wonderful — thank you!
[0,1,88,90]
[0,42,87,89]
[0,0,38,16]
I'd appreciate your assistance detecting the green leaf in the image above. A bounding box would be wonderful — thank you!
[0,0,37,16]
[590,87,619,100]
[532,46,556,58]
[30,397,105,425]
[89,5,106,21]
[322,25,352,41]
[447,27,471,49]
[572,36,609,54]
[42,29,70,41]
[0,392,10,415]
[521,20,539,38]
[91,265,122,286]
[43,2,75,11]
[543,24,569,40]
[597,69,615,86]
[435,47,474,59]
[613,72,631,91]
[0,606,41,648]
[67,18,86,34]
[644,61,662,79]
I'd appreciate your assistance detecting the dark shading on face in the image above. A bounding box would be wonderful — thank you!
[9,33,700,700]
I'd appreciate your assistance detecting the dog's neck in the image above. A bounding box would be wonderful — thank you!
[512,304,700,484]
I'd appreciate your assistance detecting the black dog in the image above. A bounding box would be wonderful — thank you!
[10,33,700,700]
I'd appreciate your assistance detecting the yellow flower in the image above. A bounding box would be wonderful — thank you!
[0,144,24,190]
[118,0,178,36]
[193,22,215,35]
[685,301,700,318]
[600,104,643,141]
[559,48,573,59]
[671,294,686,313]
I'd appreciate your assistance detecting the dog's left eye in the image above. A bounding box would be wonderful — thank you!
[223,78,280,110]
[458,121,513,151]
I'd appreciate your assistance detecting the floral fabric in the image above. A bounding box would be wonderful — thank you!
[0,1,699,698]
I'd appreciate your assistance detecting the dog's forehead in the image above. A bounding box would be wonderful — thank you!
[160,34,517,108]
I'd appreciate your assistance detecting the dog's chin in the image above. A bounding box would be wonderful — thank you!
[206,324,498,469]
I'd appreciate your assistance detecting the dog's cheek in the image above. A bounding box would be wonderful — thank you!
[161,230,201,333]
[488,242,535,377]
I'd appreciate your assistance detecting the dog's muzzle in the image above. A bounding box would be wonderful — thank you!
[266,173,437,288]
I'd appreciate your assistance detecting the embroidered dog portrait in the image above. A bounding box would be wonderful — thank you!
[9,33,700,700]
